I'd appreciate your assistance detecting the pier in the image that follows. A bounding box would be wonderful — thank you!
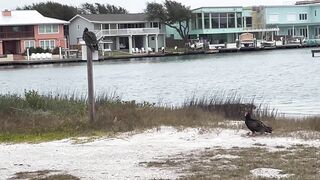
[0,44,318,66]
[311,49,320,57]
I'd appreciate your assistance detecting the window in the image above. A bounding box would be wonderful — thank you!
[152,22,159,28]
[204,13,210,29]
[315,10,317,16]
[77,25,80,30]
[24,40,35,49]
[149,22,159,29]
[94,24,101,30]
[315,27,320,37]
[191,14,197,29]
[299,28,308,37]
[237,13,242,28]
[151,37,155,40]
[211,13,219,28]
[139,23,146,28]
[220,13,227,28]
[197,13,202,29]
[299,13,307,20]
[103,24,109,29]
[269,14,279,22]
[246,17,252,27]
[12,26,19,32]
[209,12,239,29]
[119,23,145,29]
[287,14,296,22]
[288,29,294,36]
[39,25,59,34]
[39,40,55,49]
[228,13,235,28]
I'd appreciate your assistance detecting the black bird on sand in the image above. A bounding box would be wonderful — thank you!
[82,28,99,51]
[244,112,272,136]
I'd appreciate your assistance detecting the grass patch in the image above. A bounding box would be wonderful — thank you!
[0,90,319,142]
[145,146,320,179]
[9,170,80,180]
[102,50,133,57]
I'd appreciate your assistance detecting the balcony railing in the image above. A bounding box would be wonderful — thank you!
[0,31,34,39]
[95,28,161,39]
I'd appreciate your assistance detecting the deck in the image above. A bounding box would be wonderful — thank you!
[311,49,320,57]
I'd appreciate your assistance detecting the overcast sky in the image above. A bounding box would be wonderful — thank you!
[1,0,297,13]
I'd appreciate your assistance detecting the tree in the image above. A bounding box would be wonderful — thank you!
[145,0,192,42]
[17,2,128,21]
[79,3,128,14]
[17,1,78,21]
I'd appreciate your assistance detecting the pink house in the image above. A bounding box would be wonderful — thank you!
[0,10,68,55]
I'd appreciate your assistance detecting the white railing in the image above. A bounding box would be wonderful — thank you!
[243,27,279,32]
[95,28,160,37]
[96,30,103,40]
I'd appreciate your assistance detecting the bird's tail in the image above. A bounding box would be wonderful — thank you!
[264,126,272,133]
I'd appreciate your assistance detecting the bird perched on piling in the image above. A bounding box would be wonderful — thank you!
[244,112,272,136]
[82,27,99,51]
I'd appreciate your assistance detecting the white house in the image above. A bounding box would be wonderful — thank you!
[68,13,166,53]
[0,10,68,56]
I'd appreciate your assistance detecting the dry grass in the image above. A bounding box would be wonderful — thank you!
[0,90,319,142]
[145,145,320,179]
[9,170,79,180]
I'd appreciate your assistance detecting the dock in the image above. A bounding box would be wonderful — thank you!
[0,44,319,66]
[311,49,320,57]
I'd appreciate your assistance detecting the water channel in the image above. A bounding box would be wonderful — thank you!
[0,48,319,116]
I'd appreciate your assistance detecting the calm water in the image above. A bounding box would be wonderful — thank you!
[0,48,319,116]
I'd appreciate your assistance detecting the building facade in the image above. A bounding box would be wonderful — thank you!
[263,4,320,40]
[167,6,278,44]
[168,4,320,44]
[0,10,68,55]
[68,14,166,53]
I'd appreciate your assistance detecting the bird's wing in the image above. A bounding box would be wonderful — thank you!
[248,119,264,132]
[256,120,273,132]
[87,31,98,44]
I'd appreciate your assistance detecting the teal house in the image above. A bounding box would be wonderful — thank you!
[167,4,320,45]
[167,6,279,44]
[263,4,320,41]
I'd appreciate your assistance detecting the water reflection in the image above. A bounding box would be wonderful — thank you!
[0,48,319,116]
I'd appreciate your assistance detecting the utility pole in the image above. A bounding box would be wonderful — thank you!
[86,47,95,123]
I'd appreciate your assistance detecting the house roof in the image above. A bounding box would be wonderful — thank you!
[0,10,69,26]
[70,13,150,23]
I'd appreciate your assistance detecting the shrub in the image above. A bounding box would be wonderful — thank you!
[24,90,46,110]
[44,48,51,53]
[52,47,60,55]
[35,47,45,53]
[24,47,52,56]
[24,47,35,56]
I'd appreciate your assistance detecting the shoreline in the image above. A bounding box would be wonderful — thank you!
[0,44,318,67]
[1,126,319,179]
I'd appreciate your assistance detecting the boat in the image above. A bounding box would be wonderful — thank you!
[239,33,256,50]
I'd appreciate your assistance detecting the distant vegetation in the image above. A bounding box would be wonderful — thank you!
[23,47,60,56]
[0,90,319,143]
[16,0,193,44]
[16,1,128,21]
[145,0,192,42]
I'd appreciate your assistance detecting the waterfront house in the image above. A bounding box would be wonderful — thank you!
[68,14,166,54]
[168,4,320,46]
[295,0,320,5]
[0,10,68,58]
[166,6,279,45]
[263,4,320,43]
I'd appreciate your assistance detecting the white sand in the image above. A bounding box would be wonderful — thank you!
[0,127,319,179]
[251,168,294,178]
